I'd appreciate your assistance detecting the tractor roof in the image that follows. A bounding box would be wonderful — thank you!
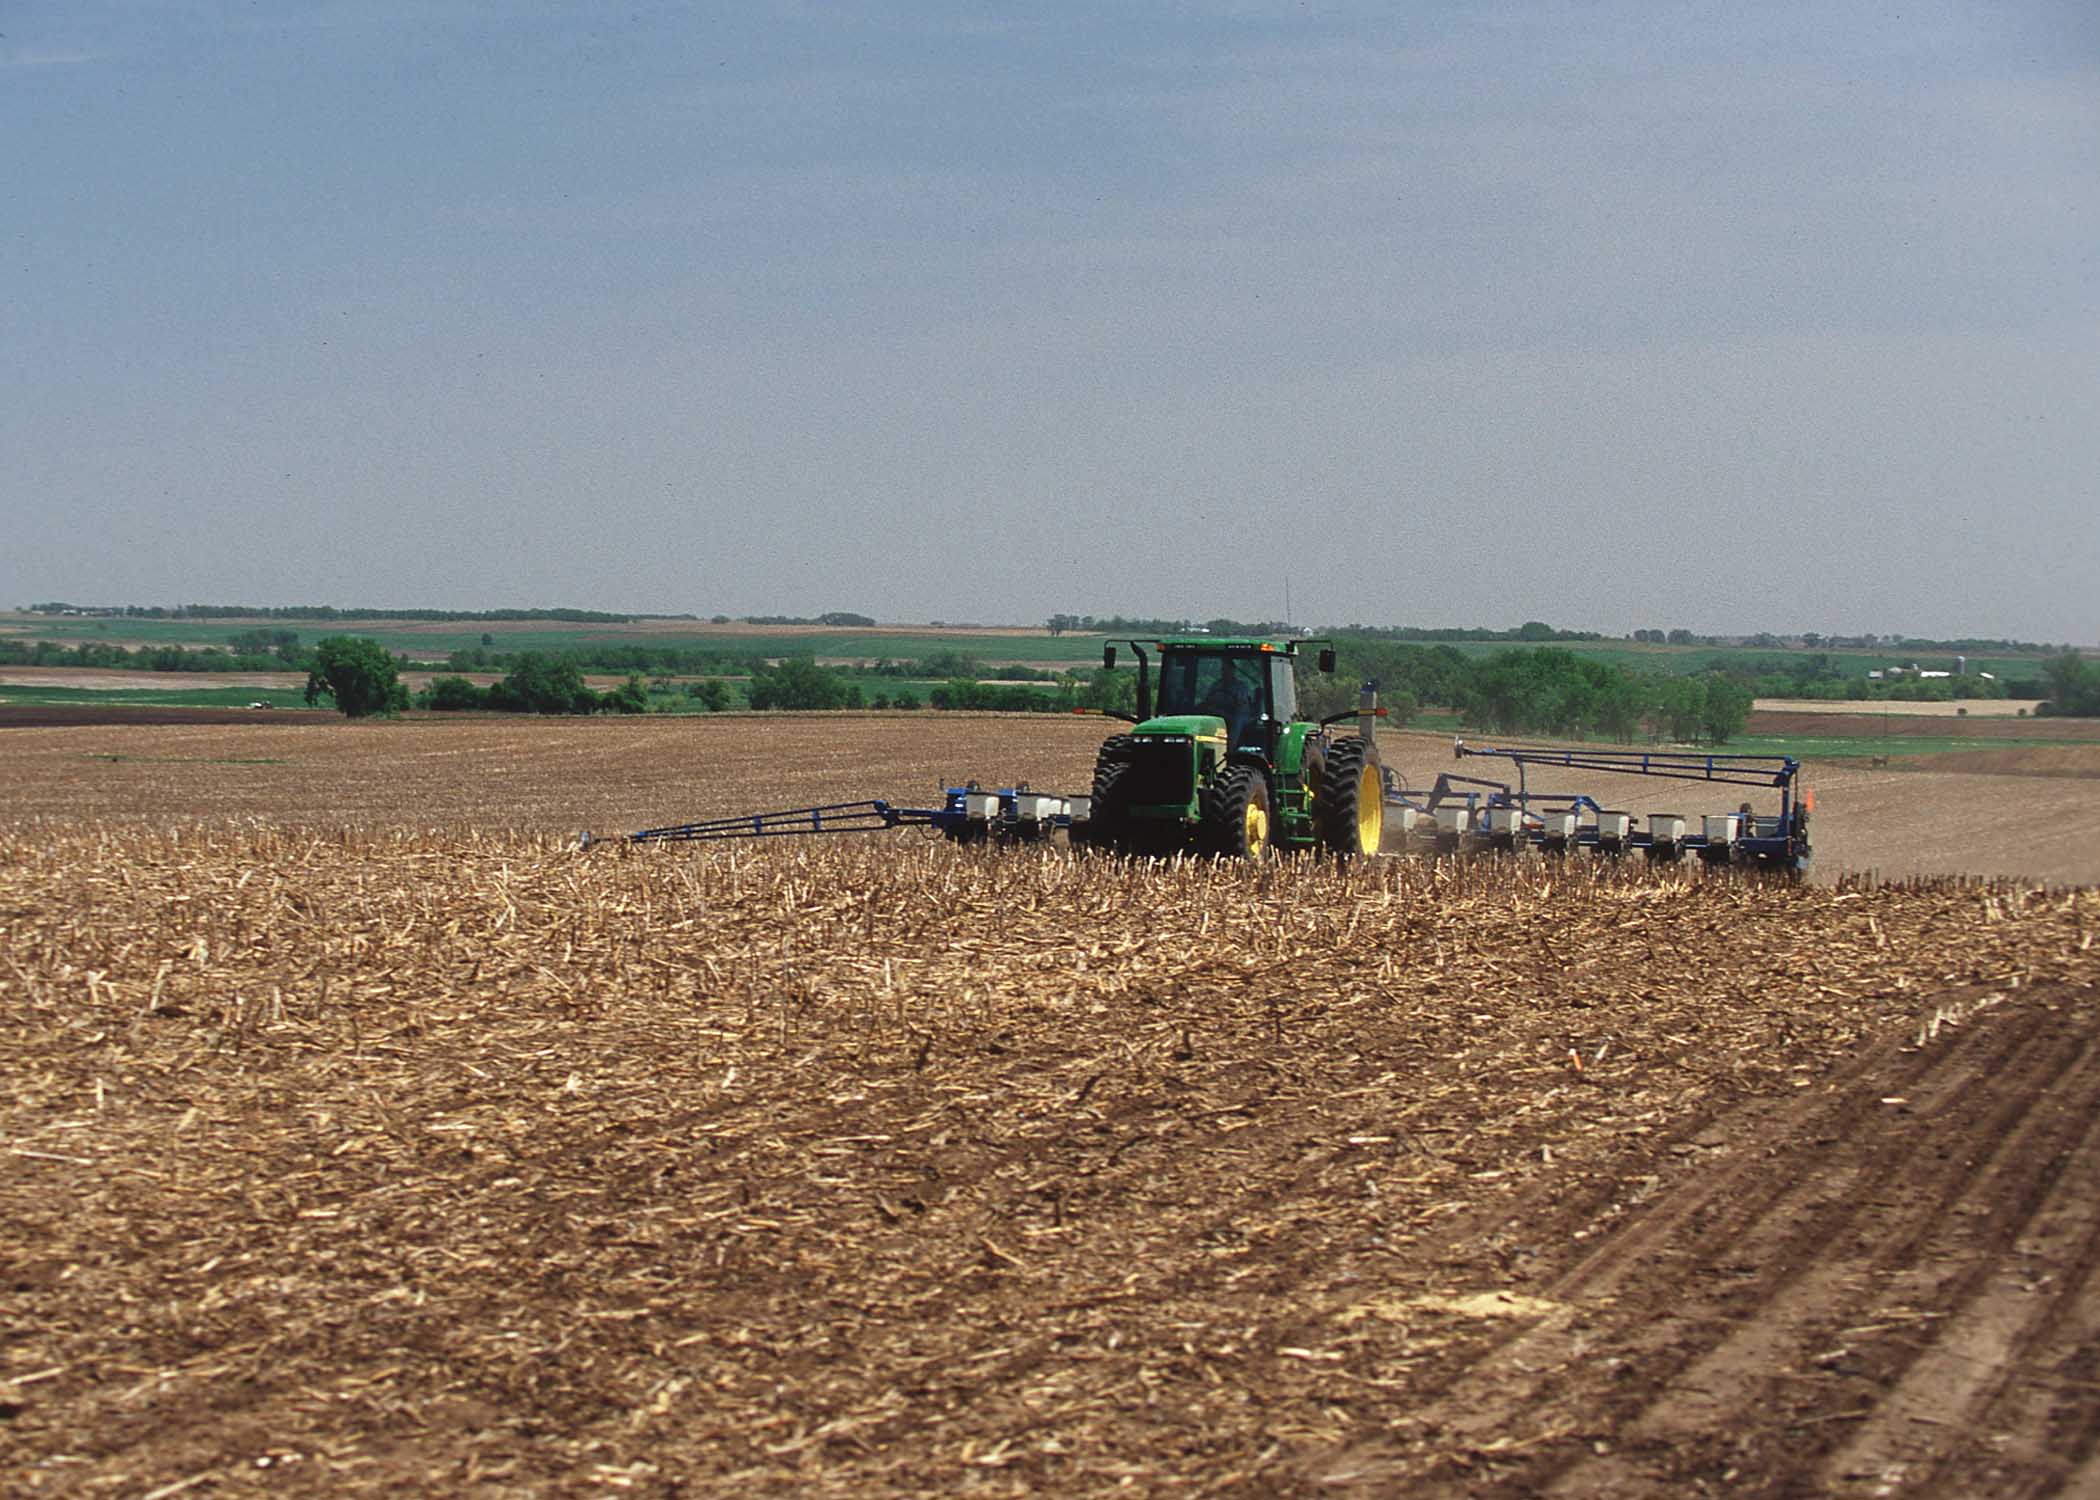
[1158,636,1299,655]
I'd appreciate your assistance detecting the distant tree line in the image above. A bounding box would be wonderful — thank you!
[739,612,877,627]
[735,658,1132,714]
[1048,616,1618,643]
[441,643,728,675]
[1294,642,1755,744]
[1049,615,1299,638]
[16,612,2082,732]
[27,602,664,623]
[434,642,1082,685]
[290,638,652,718]
[1732,654,2033,702]
[1632,627,2061,653]
[1328,620,1609,643]
[413,653,649,716]
[0,637,309,672]
[23,602,2066,658]
[1288,639,2066,742]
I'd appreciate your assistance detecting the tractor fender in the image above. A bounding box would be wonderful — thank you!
[1275,720,1319,780]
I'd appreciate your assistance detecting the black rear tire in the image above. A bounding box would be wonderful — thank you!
[1317,736,1383,856]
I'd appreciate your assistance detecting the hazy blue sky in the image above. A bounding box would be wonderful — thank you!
[5,2,2095,639]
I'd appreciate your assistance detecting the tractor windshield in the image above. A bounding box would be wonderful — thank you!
[1155,652,1268,742]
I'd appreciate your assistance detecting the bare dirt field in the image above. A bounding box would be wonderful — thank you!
[1893,746,2100,780]
[0,705,283,729]
[1756,697,2046,719]
[0,668,305,693]
[0,716,1097,841]
[5,715,2091,886]
[1746,709,2100,743]
[4,716,2098,1497]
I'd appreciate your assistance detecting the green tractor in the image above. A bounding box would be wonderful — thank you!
[1078,637,1385,859]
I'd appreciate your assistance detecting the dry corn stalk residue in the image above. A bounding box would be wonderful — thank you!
[4,812,2097,1497]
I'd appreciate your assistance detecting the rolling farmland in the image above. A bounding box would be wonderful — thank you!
[4,714,2098,1497]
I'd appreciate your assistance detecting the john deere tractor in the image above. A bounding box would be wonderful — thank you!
[1078,638,1384,858]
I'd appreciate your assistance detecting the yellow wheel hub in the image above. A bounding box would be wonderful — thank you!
[1245,798,1270,857]
[1354,765,1382,852]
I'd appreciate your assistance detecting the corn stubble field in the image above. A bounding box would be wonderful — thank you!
[5,716,2100,1497]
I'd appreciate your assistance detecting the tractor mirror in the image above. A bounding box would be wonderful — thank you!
[1317,648,1336,674]
[1102,645,1117,669]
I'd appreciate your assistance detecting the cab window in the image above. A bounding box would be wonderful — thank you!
[1270,658,1298,722]
[1156,653,1269,730]
[1154,653,1227,717]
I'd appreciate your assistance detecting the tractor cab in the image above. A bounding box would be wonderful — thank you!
[1150,641,1299,755]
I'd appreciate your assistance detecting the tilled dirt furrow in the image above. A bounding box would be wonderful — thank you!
[1817,1020,2100,1497]
[1365,990,2099,1498]
[1538,996,2097,1497]
[1363,994,2044,1486]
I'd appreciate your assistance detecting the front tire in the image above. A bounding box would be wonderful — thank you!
[1317,736,1383,856]
[1203,764,1272,859]
[1078,735,1135,851]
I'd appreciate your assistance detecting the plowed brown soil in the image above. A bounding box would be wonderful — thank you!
[1756,698,2047,718]
[3,715,2097,884]
[1889,746,2100,779]
[1747,710,2100,742]
[3,717,2098,1497]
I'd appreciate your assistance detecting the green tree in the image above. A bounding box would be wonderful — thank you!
[489,653,598,714]
[686,679,733,712]
[1458,649,1599,735]
[2040,651,2100,717]
[229,628,300,656]
[1084,664,1136,716]
[1699,676,1754,744]
[1299,640,1471,720]
[916,650,987,680]
[928,680,1062,711]
[304,636,409,718]
[1297,666,1357,721]
[746,657,851,710]
[602,675,651,714]
[416,675,488,711]
[1651,676,1708,742]
[1591,672,1654,742]
[1374,689,1419,729]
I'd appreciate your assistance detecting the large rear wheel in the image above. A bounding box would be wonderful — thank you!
[1317,736,1383,856]
[1203,764,1272,859]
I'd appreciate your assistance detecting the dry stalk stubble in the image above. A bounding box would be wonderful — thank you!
[4,821,2096,1497]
